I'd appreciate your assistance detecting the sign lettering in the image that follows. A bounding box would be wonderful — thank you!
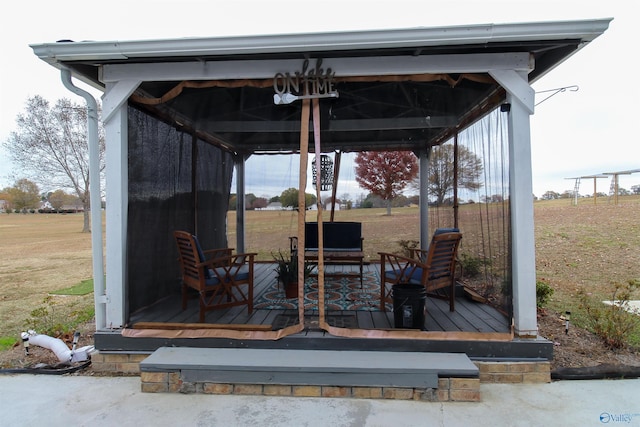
[273,59,339,104]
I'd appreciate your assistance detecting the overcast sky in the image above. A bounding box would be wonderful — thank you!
[1,0,638,199]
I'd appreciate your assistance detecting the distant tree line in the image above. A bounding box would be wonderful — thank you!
[540,186,637,200]
[0,178,85,213]
[229,188,318,210]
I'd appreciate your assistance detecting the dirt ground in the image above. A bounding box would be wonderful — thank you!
[0,323,96,374]
[2,310,638,375]
[1,198,639,374]
[537,309,640,370]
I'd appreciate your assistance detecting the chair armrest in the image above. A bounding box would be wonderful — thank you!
[380,251,425,265]
[199,253,256,283]
[379,252,427,283]
[203,248,233,257]
[199,253,256,270]
[231,252,257,265]
[202,248,234,267]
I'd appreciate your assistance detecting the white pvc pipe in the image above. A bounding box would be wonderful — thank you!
[26,332,94,364]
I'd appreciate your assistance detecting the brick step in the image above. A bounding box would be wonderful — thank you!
[140,347,481,401]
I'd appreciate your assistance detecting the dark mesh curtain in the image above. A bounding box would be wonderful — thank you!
[126,106,233,315]
[193,141,233,251]
[428,108,512,317]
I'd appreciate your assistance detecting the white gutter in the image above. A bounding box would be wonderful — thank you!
[61,69,106,331]
[30,19,611,63]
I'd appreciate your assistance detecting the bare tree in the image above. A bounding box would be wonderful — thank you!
[412,144,483,205]
[4,96,104,232]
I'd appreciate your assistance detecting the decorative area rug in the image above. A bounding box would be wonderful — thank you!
[254,271,382,311]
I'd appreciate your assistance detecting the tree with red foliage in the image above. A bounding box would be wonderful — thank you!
[354,151,418,215]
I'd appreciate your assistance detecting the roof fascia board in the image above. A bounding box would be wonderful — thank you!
[248,138,428,154]
[30,19,611,63]
[102,52,531,82]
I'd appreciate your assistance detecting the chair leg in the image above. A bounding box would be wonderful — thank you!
[380,285,393,312]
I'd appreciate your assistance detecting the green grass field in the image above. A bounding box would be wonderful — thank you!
[1,195,638,346]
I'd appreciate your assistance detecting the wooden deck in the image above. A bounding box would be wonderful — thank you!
[98,262,552,360]
[128,262,510,334]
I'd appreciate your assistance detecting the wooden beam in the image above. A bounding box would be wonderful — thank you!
[199,116,458,133]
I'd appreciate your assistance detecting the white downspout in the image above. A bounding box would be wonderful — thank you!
[61,68,106,331]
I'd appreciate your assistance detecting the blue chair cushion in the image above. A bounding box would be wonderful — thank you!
[223,265,250,282]
[385,268,421,285]
[409,266,423,282]
[204,275,221,286]
[191,234,213,279]
[434,227,459,235]
[386,266,449,284]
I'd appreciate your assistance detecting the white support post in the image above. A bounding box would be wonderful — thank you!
[235,155,246,253]
[419,149,431,251]
[507,97,538,338]
[103,104,127,329]
[492,69,538,338]
[102,81,138,330]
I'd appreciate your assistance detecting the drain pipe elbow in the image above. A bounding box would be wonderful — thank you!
[25,331,95,364]
[60,68,106,331]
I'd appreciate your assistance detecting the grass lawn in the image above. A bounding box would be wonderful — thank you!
[1,195,638,344]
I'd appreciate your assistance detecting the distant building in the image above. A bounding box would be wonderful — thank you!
[264,202,283,210]
[324,202,340,211]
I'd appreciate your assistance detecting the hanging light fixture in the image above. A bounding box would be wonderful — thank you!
[312,154,333,191]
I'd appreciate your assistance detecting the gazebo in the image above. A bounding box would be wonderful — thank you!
[31,19,609,380]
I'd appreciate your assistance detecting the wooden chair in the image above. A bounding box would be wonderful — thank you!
[379,230,462,312]
[174,230,256,322]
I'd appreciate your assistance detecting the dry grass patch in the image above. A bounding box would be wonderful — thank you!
[231,207,421,261]
[0,213,96,340]
[1,196,639,370]
[534,197,640,309]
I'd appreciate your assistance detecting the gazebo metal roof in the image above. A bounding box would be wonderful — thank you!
[28,18,612,340]
[31,19,611,155]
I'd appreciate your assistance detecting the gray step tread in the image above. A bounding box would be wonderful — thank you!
[141,347,478,377]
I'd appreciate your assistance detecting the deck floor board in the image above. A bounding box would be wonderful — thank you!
[128,263,510,333]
